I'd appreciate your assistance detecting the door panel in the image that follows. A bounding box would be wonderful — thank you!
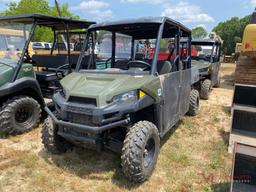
[211,62,220,85]
[159,71,180,133]
[178,69,191,116]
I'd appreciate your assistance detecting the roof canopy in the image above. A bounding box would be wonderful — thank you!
[0,14,95,30]
[89,17,191,39]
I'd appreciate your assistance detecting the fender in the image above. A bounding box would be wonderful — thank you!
[0,77,45,106]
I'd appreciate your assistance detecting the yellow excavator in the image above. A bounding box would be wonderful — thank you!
[235,9,256,84]
[230,9,256,191]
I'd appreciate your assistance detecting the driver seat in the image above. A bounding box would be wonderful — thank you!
[157,61,172,75]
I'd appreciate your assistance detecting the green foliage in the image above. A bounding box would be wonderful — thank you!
[192,26,208,39]
[1,0,78,42]
[213,15,250,55]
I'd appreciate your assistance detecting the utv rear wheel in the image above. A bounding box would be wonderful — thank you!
[187,89,199,116]
[121,121,160,182]
[200,79,212,100]
[42,112,73,154]
[0,96,41,134]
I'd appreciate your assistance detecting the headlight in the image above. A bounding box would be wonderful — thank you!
[112,90,138,103]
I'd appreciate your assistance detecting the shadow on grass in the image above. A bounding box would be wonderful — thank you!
[222,106,231,115]
[160,121,181,148]
[211,182,230,192]
[220,73,235,90]
[218,129,230,147]
[38,121,181,190]
[38,145,141,190]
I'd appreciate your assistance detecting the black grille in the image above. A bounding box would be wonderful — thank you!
[68,96,97,106]
[67,112,95,126]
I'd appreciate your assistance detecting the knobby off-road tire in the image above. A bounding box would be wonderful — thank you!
[42,111,73,154]
[121,121,160,182]
[214,74,221,88]
[187,89,200,116]
[200,79,212,100]
[0,96,41,134]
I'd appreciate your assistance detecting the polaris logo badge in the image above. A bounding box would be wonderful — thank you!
[23,67,31,72]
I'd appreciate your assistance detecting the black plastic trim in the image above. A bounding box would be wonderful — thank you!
[45,106,130,134]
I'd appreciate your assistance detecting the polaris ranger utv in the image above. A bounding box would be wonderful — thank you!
[0,14,95,134]
[42,17,200,182]
[191,39,222,99]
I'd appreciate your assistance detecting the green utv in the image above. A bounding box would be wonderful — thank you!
[42,17,200,182]
[0,14,94,134]
[190,39,222,100]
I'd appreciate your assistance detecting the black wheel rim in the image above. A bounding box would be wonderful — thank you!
[15,105,33,124]
[143,137,156,168]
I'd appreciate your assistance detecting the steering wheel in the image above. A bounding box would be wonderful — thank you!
[56,64,71,79]
[127,60,151,70]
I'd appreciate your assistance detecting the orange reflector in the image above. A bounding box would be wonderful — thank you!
[139,90,146,98]
[245,43,250,49]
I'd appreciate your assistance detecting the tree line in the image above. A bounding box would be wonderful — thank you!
[192,15,250,55]
[1,0,251,55]
[0,0,77,42]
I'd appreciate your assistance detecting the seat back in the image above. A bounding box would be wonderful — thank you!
[157,60,172,75]
[32,55,68,69]
[114,60,129,70]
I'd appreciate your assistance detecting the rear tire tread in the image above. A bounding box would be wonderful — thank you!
[187,89,200,116]
[42,112,73,154]
[200,79,212,100]
[0,96,41,134]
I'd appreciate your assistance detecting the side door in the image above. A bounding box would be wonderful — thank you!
[159,57,181,135]
[211,44,221,85]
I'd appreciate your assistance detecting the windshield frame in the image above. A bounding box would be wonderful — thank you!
[12,20,37,82]
[75,23,164,75]
[75,18,192,75]
[191,41,220,63]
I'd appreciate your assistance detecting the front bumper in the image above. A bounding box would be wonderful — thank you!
[45,106,130,134]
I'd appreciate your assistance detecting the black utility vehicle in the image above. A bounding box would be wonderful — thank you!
[0,14,95,134]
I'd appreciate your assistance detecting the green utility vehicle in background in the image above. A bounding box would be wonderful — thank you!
[0,14,94,134]
[191,39,222,99]
[42,17,200,182]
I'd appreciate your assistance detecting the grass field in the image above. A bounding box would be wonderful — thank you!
[0,63,235,192]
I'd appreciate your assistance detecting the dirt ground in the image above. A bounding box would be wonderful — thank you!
[0,63,236,192]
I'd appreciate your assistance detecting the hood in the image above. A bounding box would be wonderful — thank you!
[0,64,14,87]
[61,72,155,107]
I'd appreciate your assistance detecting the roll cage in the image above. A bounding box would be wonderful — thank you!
[191,39,222,62]
[0,14,95,82]
[76,17,192,75]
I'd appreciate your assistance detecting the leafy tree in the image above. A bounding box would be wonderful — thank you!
[1,0,77,42]
[213,15,250,55]
[192,26,208,39]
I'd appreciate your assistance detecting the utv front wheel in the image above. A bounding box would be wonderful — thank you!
[0,96,41,134]
[42,112,73,154]
[200,79,212,100]
[121,121,160,182]
[187,89,199,116]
